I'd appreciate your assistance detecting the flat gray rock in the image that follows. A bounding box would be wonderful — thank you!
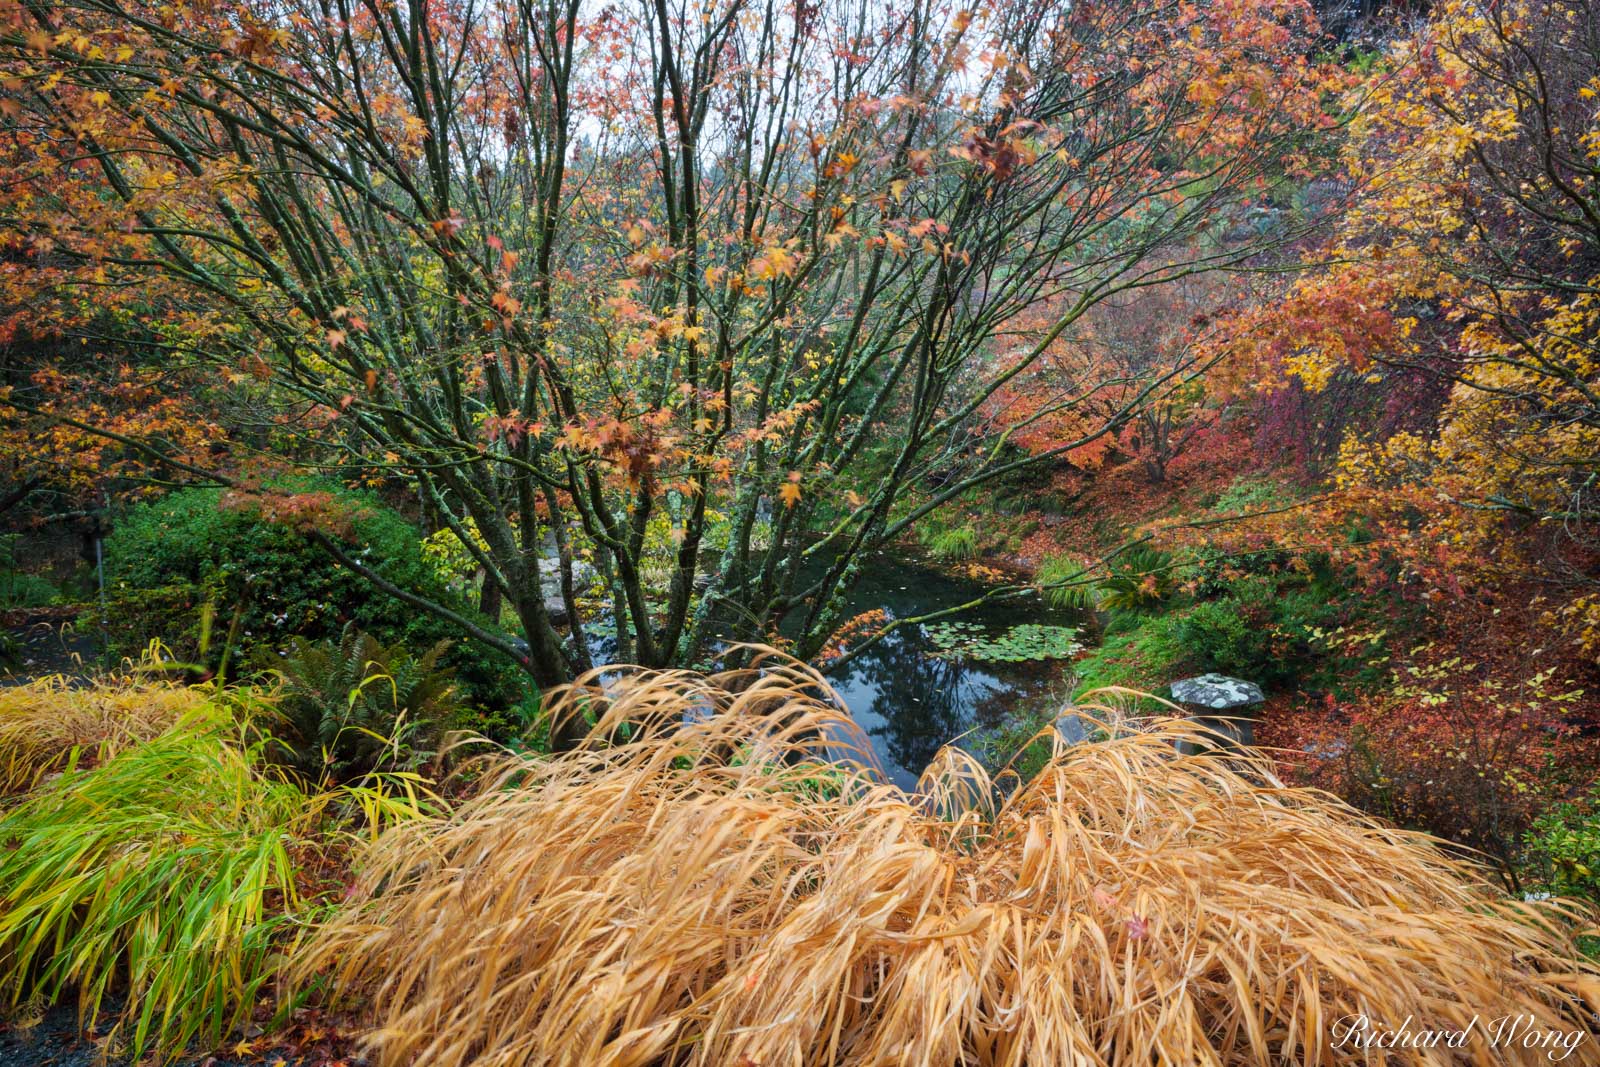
[1169,673,1263,710]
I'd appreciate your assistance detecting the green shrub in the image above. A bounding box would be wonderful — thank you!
[106,485,438,642]
[1177,578,1343,689]
[1071,571,1345,697]
[94,582,217,667]
[1036,555,1098,610]
[1209,474,1298,516]
[1174,598,1262,676]
[0,571,57,609]
[1524,790,1600,904]
[1072,613,1191,697]
[1035,546,1183,622]
[104,485,524,706]
[1095,545,1177,614]
[0,534,58,609]
[461,692,551,754]
[265,627,461,784]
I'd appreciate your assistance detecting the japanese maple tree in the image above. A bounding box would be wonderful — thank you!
[0,0,1339,724]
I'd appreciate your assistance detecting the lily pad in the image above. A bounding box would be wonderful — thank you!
[923,622,1082,663]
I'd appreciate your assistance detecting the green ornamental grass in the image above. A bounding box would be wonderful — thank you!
[0,709,316,1063]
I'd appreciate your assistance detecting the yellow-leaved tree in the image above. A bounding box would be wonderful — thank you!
[1219,0,1600,648]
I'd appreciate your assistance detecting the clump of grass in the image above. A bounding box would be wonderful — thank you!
[0,674,209,795]
[1035,554,1098,610]
[922,524,980,561]
[302,651,1600,1066]
[0,706,321,1062]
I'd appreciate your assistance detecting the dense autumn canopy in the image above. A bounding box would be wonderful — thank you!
[0,0,1593,753]
[0,0,1341,703]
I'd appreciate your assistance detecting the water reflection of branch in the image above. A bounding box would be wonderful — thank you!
[850,634,977,779]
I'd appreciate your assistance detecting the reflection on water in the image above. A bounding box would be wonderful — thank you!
[576,550,1081,790]
[809,552,1079,790]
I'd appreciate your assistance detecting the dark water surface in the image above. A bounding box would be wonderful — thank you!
[576,550,1083,790]
[810,552,1080,790]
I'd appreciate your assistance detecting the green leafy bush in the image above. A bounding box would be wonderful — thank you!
[1071,613,1191,696]
[106,485,441,643]
[1174,598,1262,676]
[0,571,57,610]
[1174,579,1341,688]
[93,582,217,667]
[1524,790,1600,904]
[104,485,523,705]
[264,627,461,783]
[1035,555,1098,610]
[1208,474,1298,516]
[1037,546,1182,618]
[1072,566,1355,698]
[1096,545,1177,614]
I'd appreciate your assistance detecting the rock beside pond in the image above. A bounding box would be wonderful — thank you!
[1055,712,1090,745]
[1168,673,1264,710]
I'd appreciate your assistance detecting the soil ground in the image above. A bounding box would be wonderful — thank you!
[0,1003,358,1066]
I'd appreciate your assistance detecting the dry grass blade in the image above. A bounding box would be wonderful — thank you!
[0,673,208,795]
[301,649,1600,1066]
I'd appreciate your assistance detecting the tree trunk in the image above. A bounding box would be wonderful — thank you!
[478,572,502,623]
[514,591,582,748]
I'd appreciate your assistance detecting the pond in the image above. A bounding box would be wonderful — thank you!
[806,552,1085,790]
[569,548,1088,790]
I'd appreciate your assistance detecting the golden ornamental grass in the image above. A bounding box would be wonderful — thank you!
[301,651,1600,1066]
[0,673,207,795]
